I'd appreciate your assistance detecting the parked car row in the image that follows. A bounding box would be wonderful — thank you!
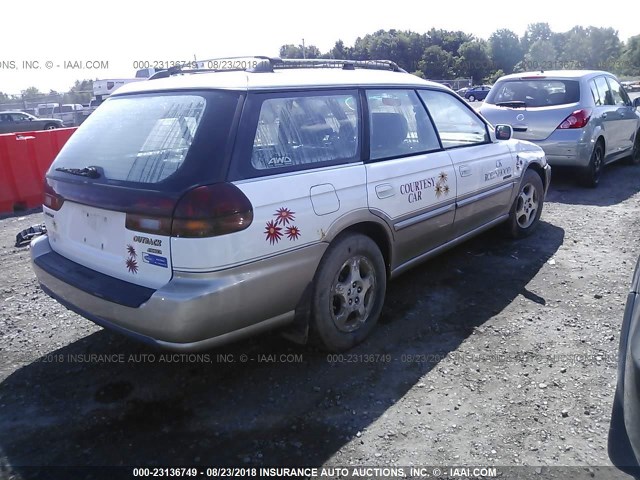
[0,111,64,133]
[622,80,640,92]
[463,84,492,102]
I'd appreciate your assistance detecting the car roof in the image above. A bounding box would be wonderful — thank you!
[496,70,615,82]
[0,111,30,114]
[113,68,444,96]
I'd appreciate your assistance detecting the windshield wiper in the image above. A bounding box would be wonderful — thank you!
[495,101,527,108]
[55,166,101,178]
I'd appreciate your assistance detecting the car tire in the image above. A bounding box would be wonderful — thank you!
[624,131,640,165]
[505,169,544,239]
[43,124,58,130]
[580,141,604,188]
[468,95,476,102]
[310,233,386,352]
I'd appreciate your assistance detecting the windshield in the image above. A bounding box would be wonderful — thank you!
[51,94,207,183]
[485,79,580,107]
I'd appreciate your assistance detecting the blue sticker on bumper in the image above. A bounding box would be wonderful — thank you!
[142,252,168,268]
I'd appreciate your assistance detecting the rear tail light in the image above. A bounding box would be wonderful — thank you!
[125,214,172,236]
[43,181,64,211]
[557,109,592,129]
[172,183,253,238]
[124,183,253,238]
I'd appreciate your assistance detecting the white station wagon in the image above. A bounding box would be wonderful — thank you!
[31,57,551,352]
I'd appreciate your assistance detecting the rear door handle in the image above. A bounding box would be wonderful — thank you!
[459,165,471,177]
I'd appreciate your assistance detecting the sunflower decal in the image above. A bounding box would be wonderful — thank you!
[264,220,283,244]
[265,207,302,244]
[274,207,295,225]
[125,257,139,274]
[286,225,301,241]
[434,171,450,198]
[125,245,138,274]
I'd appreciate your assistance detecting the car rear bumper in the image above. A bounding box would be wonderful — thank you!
[31,234,326,351]
[529,131,593,167]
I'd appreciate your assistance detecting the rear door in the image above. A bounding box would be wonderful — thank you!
[591,76,618,158]
[606,76,638,157]
[419,89,517,236]
[364,89,456,266]
[214,90,367,270]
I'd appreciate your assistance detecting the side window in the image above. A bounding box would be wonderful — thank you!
[594,76,614,106]
[418,90,489,148]
[607,77,631,106]
[10,113,27,122]
[366,89,440,160]
[589,79,602,106]
[251,94,358,170]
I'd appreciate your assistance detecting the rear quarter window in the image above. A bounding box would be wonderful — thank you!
[229,91,360,180]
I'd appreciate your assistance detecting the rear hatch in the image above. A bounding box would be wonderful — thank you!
[44,90,242,289]
[480,78,581,141]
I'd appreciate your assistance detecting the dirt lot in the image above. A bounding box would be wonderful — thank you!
[1,161,639,479]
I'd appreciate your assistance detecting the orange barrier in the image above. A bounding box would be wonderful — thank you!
[0,127,77,214]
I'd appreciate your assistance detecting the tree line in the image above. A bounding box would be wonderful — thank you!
[3,23,638,103]
[0,80,93,105]
[280,22,640,84]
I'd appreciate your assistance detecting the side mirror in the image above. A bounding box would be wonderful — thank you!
[633,97,640,109]
[495,124,513,140]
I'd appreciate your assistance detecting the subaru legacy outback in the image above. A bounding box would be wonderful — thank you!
[31,57,551,352]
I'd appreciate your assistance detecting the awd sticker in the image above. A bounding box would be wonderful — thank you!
[265,207,302,244]
[142,252,168,268]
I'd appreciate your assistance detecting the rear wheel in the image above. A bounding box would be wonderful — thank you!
[505,169,544,239]
[468,95,476,102]
[310,233,386,352]
[580,141,604,188]
[625,131,640,165]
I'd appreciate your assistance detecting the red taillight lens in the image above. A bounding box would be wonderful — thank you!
[43,181,64,211]
[557,109,592,129]
[172,183,253,238]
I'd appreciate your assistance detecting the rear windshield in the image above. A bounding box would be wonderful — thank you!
[52,94,207,183]
[485,80,580,107]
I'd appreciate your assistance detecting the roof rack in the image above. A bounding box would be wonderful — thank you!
[148,56,406,80]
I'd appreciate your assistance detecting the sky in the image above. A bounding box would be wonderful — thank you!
[0,0,638,94]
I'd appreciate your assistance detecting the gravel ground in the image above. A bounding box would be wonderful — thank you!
[0,161,639,480]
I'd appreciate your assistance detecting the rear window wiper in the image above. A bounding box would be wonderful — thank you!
[55,166,102,178]
[495,101,527,108]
